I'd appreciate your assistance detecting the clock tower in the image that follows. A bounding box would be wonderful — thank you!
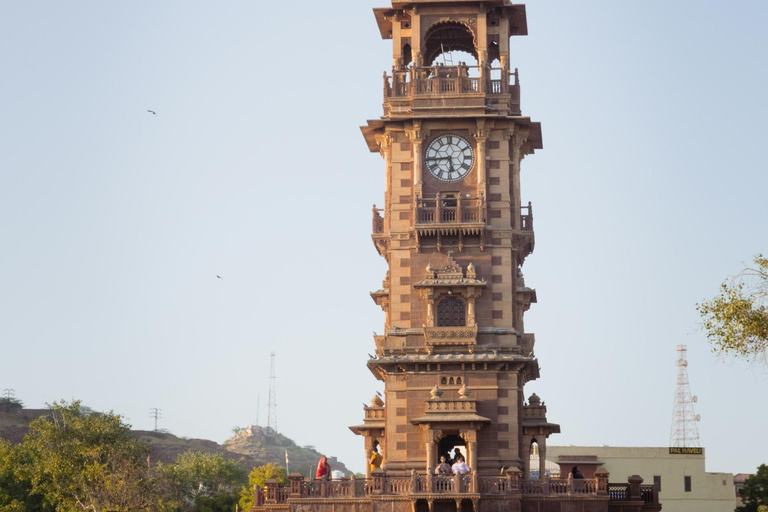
[353,0,559,484]
[250,0,664,509]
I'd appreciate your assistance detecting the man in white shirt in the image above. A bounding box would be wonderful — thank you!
[451,456,471,475]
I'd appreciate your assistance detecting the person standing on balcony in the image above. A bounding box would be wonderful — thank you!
[316,456,332,480]
[435,455,453,475]
[452,456,471,475]
[370,442,383,471]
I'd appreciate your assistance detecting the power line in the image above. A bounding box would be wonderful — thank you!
[150,408,162,432]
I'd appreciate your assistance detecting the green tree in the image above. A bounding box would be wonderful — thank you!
[238,463,288,512]
[0,439,49,512]
[738,464,768,512]
[16,400,159,512]
[698,255,768,365]
[160,451,247,512]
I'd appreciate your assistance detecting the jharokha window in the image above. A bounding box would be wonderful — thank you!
[437,297,466,326]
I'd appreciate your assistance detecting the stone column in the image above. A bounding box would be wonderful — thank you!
[414,138,423,195]
[467,297,476,326]
[474,121,487,200]
[538,440,546,479]
[426,435,435,474]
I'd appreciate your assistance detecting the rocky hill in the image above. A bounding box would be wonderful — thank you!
[224,425,352,477]
[0,405,352,476]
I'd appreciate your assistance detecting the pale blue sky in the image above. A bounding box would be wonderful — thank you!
[1,1,766,475]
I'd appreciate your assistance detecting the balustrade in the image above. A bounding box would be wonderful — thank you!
[256,474,655,505]
[385,66,519,99]
[417,196,485,226]
[521,201,533,231]
[372,207,385,234]
[607,483,629,500]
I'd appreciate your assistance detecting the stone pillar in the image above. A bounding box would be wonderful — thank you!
[411,7,421,66]
[426,437,435,474]
[595,468,609,496]
[254,485,265,506]
[265,478,279,503]
[372,468,386,495]
[289,472,304,497]
[628,475,643,500]
[414,138,423,191]
[426,297,435,326]
[468,440,477,475]
[506,467,522,493]
[476,136,487,189]
[538,441,546,479]
[365,436,374,478]
[522,439,531,479]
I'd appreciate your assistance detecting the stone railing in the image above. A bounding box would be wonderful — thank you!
[372,206,385,234]
[520,201,533,231]
[417,196,485,225]
[255,472,660,509]
[424,325,478,350]
[384,66,520,100]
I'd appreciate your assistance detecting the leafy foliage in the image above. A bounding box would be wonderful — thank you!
[238,463,288,512]
[0,439,51,512]
[698,255,768,365]
[159,451,247,511]
[737,464,768,512]
[0,397,23,407]
[16,400,159,512]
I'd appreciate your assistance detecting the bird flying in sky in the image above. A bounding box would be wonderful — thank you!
[147,110,157,115]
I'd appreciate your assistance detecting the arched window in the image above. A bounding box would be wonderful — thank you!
[437,297,466,326]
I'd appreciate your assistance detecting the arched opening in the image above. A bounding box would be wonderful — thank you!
[529,439,540,479]
[437,297,466,326]
[490,58,502,81]
[424,21,477,65]
[438,434,466,464]
[441,377,447,385]
[403,43,412,67]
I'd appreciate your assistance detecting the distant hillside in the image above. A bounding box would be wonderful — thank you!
[224,425,352,477]
[0,406,352,476]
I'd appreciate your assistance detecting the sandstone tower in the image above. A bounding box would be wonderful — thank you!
[252,1,662,510]
[351,0,559,484]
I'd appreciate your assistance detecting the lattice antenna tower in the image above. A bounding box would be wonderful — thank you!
[670,345,701,447]
[267,352,277,432]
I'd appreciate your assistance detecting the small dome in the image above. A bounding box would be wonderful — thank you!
[528,393,541,405]
[371,395,384,407]
[430,385,444,399]
[458,384,471,399]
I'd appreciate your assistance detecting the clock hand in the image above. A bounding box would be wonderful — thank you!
[425,156,449,161]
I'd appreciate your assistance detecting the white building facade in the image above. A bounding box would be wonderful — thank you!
[546,446,734,512]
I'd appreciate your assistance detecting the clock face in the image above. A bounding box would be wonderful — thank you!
[425,134,475,182]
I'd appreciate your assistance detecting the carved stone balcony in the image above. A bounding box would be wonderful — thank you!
[383,66,522,118]
[424,325,478,353]
[415,195,486,251]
